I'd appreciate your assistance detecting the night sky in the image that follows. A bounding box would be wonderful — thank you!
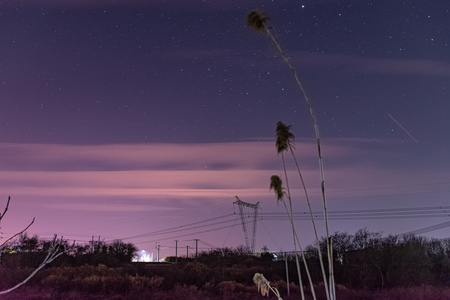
[1,0,449,259]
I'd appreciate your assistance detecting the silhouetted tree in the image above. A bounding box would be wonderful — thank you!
[108,240,137,263]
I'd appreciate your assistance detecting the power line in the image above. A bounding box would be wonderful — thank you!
[27,204,449,250]
[134,221,245,245]
[260,220,281,251]
[222,217,239,248]
[199,239,219,249]
[112,205,450,246]
[131,215,266,246]
[259,205,450,221]
[118,213,235,241]
[333,181,450,193]
[402,220,450,236]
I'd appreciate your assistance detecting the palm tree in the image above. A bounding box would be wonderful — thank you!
[248,10,334,299]
[276,122,329,297]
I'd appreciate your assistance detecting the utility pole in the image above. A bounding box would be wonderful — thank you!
[194,239,199,258]
[155,242,160,262]
[175,240,178,262]
[186,246,189,258]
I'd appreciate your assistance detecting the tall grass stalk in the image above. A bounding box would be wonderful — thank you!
[282,170,315,300]
[277,122,329,296]
[270,175,305,299]
[253,273,283,300]
[248,10,334,299]
[275,122,318,299]
[270,175,315,300]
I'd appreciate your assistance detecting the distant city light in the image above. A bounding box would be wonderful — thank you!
[133,250,153,262]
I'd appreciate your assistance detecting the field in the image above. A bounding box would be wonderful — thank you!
[1,260,450,300]
[1,232,449,299]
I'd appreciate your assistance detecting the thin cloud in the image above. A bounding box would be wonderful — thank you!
[1,139,449,253]
[293,53,450,76]
[0,141,352,171]
[0,138,444,215]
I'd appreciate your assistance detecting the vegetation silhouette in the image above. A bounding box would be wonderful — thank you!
[247,10,334,299]
[1,231,449,299]
[0,196,64,295]
[270,174,314,300]
[275,121,329,298]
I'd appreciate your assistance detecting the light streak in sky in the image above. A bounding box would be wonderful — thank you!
[387,113,419,143]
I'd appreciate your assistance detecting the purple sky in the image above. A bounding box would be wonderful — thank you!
[1,0,449,259]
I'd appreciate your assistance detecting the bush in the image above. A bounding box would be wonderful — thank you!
[129,275,164,291]
[179,262,213,286]
[41,274,72,293]
[216,281,246,294]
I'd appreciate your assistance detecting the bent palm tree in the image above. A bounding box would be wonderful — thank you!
[248,10,334,300]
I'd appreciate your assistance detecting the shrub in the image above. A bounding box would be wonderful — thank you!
[149,275,165,289]
[129,274,164,291]
[0,267,35,290]
[41,274,72,293]
[179,262,213,286]
[216,281,246,294]
[172,283,198,297]
[82,275,104,294]
[103,274,131,294]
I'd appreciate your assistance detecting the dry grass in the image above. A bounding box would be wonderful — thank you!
[1,283,450,300]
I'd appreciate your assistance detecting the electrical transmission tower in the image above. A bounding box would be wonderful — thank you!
[233,196,260,253]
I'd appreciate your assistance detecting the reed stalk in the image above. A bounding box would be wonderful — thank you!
[270,175,316,300]
[248,10,335,299]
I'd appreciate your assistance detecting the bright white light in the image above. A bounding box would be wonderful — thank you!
[132,250,153,262]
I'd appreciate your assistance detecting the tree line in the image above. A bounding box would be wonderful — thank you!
[1,233,137,268]
[2,228,450,292]
[304,228,450,289]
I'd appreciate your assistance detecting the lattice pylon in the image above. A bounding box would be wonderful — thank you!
[233,196,260,253]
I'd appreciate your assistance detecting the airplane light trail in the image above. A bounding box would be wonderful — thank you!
[387,113,419,143]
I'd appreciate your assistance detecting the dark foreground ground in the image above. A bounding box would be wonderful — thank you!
[2,285,450,300]
[1,250,450,300]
